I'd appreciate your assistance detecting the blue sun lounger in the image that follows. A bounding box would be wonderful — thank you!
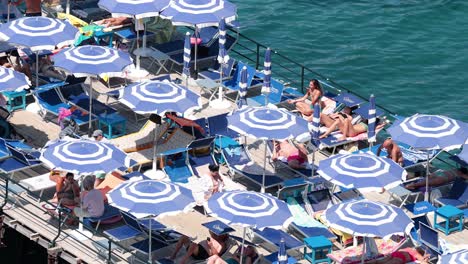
[86,204,122,230]
[0,144,41,175]
[162,147,194,183]
[434,177,468,208]
[419,222,442,262]
[104,213,143,242]
[222,61,257,93]
[199,57,236,82]
[187,137,216,177]
[247,79,288,106]
[253,227,304,252]
[221,141,283,190]
[408,215,430,247]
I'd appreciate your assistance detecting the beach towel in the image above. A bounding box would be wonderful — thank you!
[286,197,326,228]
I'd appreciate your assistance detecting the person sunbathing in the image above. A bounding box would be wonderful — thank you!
[32,55,66,81]
[94,17,132,28]
[376,138,404,166]
[405,167,468,190]
[367,247,429,264]
[271,140,309,169]
[320,114,385,141]
[170,231,228,264]
[287,79,324,116]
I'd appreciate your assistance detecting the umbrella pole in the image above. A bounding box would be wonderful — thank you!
[148,218,152,264]
[7,3,10,22]
[135,17,141,71]
[152,124,159,172]
[217,62,224,101]
[424,150,430,202]
[239,227,246,264]
[35,53,39,88]
[66,0,70,15]
[261,140,267,193]
[311,150,316,178]
[194,26,198,78]
[88,77,93,135]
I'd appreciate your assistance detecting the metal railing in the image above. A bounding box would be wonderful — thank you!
[227,28,397,117]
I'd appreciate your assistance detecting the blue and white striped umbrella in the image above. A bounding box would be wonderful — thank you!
[182,32,191,80]
[236,66,248,108]
[119,80,202,115]
[98,0,170,19]
[278,238,288,264]
[205,190,292,229]
[160,0,237,28]
[227,106,309,141]
[387,114,468,151]
[53,45,133,77]
[40,139,131,174]
[367,94,377,144]
[317,153,406,192]
[107,179,195,218]
[439,249,468,264]
[323,199,413,238]
[217,18,229,64]
[0,66,31,92]
[262,48,271,105]
[0,17,78,51]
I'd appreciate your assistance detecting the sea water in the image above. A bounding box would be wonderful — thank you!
[232,0,468,121]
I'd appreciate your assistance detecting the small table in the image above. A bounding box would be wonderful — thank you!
[405,201,436,216]
[98,112,126,139]
[93,28,114,47]
[304,235,332,264]
[2,90,27,111]
[434,205,464,235]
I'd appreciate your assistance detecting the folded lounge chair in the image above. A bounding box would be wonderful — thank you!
[247,79,288,106]
[110,121,169,153]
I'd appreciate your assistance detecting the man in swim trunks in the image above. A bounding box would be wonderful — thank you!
[271,140,309,169]
[405,167,468,190]
[376,138,404,166]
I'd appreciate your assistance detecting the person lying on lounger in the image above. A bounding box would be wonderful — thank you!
[272,140,309,169]
[405,167,468,190]
[287,79,324,116]
[367,247,429,264]
[170,231,228,264]
[94,17,132,27]
[319,114,386,141]
[376,138,404,166]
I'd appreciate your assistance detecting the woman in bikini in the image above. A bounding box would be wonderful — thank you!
[272,140,309,169]
[287,79,324,116]
[55,172,80,206]
[368,247,429,264]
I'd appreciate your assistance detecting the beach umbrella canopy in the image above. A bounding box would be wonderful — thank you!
[40,139,131,174]
[0,66,31,92]
[367,94,377,144]
[439,249,468,264]
[0,17,78,51]
[98,0,170,19]
[317,153,407,192]
[53,45,133,77]
[107,179,195,218]
[236,66,248,108]
[206,190,292,229]
[160,0,236,28]
[119,80,202,115]
[227,106,309,141]
[456,143,468,164]
[323,199,413,238]
[182,32,191,79]
[387,114,468,151]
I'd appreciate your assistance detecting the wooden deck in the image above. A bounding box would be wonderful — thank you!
[1,58,466,263]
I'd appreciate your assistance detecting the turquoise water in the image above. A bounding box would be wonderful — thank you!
[232,0,468,121]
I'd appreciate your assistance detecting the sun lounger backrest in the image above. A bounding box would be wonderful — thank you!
[419,222,441,255]
[7,146,30,165]
[0,138,11,158]
[36,87,64,106]
[222,143,251,167]
[59,83,85,100]
[207,113,238,138]
[306,189,333,212]
[121,212,142,231]
[448,178,467,199]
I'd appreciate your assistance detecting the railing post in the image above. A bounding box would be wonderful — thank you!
[50,209,62,248]
[300,67,305,93]
[256,44,260,69]
[0,177,8,214]
[107,239,112,264]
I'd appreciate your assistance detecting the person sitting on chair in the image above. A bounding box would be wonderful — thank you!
[287,79,324,117]
[55,172,80,206]
[271,140,309,169]
[170,230,228,264]
[405,167,468,190]
[207,245,259,264]
[376,138,404,166]
[74,175,105,228]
